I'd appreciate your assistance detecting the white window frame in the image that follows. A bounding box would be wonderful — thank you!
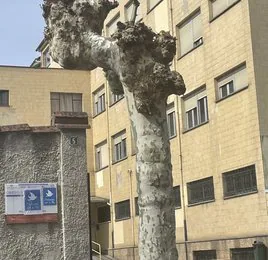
[184,88,208,131]
[166,103,177,138]
[93,86,106,116]
[178,10,203,56]
[210,0,240,19]
[113,130,127,162]
[216,64,247,100]
[95,140,108,171]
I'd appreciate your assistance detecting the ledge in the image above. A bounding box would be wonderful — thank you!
[178,41,203,61]
[109,96,124,108]
[224,190,258,200]
[112,156,128,165]
[215,86,248,103]
[115,216,131,222]
[0,124,60,133]
[182,120,209,134]
[188,199,215,207]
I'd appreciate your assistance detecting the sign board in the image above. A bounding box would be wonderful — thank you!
[5,183,58,223]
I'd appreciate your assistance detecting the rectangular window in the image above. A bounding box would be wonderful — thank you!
[194,250,217,260]
[97,205,111,223]
[115,200,130,220]
[93,86,106,116]
[95,141,109,171]
[0,90,9,106]
[223,165,257,198]
[51,92,82,113]
[111,93,124,105]
[178,11,202,56]
[148,0,162,11]
[135,197,139,216]
[211,0,240,19]
[187,177,215,205]
[231,248,254,260]
[106,14,120,36]
[113,130,127,162]
[216,64,247,100]
[125,0,142,22]
[173,186,181,208]
[167,103,177,138]
[184,88,208,130]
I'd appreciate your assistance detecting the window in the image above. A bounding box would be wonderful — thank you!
[125,0,142,22]
[42,47,51,67]
[115,200,130,220]
[113,130,127,162]
[0,90,9,106]
[148,0,162,11]
[211,0,240,19]
[111,93,124,105]
[135,197,139,216]
[178,11,202,56]
[95,141,109,171]
[223,165,257,198]
[167,103,176,138]
[173,186,181,208]
[216,64,247,100]
[106,14,120,36]
[97,205,111,223]
[184,88,208,130]
[231,248,254,260]
[51,92,82,113]
[194,250,217,260]
[187,177,215,205]
[93,86,105,116]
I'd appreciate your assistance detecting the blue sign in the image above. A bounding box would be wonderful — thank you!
[24,189,41,211]
[43,187,57,206]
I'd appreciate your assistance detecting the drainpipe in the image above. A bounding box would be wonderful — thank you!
[167,0,189,259]
[87,173,93,260]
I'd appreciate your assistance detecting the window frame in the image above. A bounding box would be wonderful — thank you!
[187,177,215,206]
[223,165,257,199]
[193,250,217,260]
[231,247,254,260]
[183,87,209,132]
[115,199,131,221]
[216,63,248,101]
[173,186,181,209]
[0,90,9,107]
[177,9,203,57]
[112,130,127,163]
[110,92,124,106]
[147,0,163,12]
[93,86,106,116]
[97,205,111,223]
[210,0,241,21]
[95,140,108,171]
[167,103,177,139]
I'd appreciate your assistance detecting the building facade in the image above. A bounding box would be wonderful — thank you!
[1,0,268,259]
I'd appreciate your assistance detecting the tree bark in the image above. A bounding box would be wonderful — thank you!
[42,1,186,259]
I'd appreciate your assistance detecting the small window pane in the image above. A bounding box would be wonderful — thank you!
[115,200,130,220]
[0,90,9,106]
[173,186,181,208]
[98,205,111,223]
[198,97,208,124]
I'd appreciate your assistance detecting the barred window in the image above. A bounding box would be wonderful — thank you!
[187,177,215,205]
[97,205,111,223]
[194,250,217,260]
[223,165,257,198]
[115,200,130,221]
[231,248,254,260]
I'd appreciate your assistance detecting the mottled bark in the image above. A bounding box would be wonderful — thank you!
[42,1,186,259]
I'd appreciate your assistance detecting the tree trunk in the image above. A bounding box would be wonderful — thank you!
[124,88,177,259]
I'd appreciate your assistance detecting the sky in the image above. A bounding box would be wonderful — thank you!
[0,0,45,67]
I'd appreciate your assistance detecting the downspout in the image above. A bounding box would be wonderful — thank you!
[105,82,115,257]
[167,0,189,259]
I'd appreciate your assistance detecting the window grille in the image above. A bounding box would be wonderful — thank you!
[223,165,257,198]
[187,177,215,205]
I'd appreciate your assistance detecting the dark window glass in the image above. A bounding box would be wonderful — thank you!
[231,248,254,260]
[223,165,257,198]
[187,177,215,205]
[135,197,139,216]
[0,90,9,106]
[194,250,217,260]
[97,205,111,223]
[198,97,208,124]
[173,186,181,208]
[115,200,130,220]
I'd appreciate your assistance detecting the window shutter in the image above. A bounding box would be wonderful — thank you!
[179,21,193,55]
[234,66,247,90]
[192,13,202,41]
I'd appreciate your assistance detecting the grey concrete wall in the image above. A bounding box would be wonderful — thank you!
[0,131,63,260]
[0,126,91,260]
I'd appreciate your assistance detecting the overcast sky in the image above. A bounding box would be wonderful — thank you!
[0,0,45,67]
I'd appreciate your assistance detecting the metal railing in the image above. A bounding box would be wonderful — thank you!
[92,241,102,260]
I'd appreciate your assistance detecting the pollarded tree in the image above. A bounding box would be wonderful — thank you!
[42,0,186,259]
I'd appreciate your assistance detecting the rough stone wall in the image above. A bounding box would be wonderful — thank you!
[0,130,63,260]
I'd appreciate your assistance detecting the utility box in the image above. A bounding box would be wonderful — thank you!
[253,241,267,260]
